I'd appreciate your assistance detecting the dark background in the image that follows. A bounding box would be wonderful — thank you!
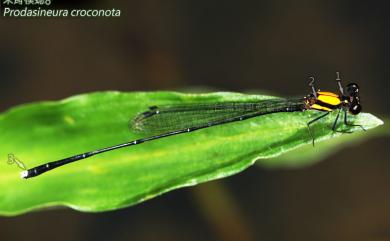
[1,1,389,241]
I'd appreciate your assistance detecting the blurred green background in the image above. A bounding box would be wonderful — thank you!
[0,1,389,241]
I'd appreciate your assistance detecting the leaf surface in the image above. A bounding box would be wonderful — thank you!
[0,91,383,216]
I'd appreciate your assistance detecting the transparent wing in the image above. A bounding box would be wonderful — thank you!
[130,98,304,134]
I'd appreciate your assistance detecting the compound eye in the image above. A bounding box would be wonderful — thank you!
[346,83,359,95]
[349,103,362,115]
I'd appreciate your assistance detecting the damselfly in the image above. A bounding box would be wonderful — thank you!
[21,72,364,179]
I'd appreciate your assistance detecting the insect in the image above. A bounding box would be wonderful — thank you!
[21,72,364,179]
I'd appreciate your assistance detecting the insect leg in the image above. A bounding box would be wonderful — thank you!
[342,109,366,132]
[331,108,341,132]
[307,111,330,146]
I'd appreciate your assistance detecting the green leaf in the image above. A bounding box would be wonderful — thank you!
[0,91,383,216]
[259,121,389,168]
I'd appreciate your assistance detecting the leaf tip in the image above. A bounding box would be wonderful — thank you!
[360,113,384,130]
